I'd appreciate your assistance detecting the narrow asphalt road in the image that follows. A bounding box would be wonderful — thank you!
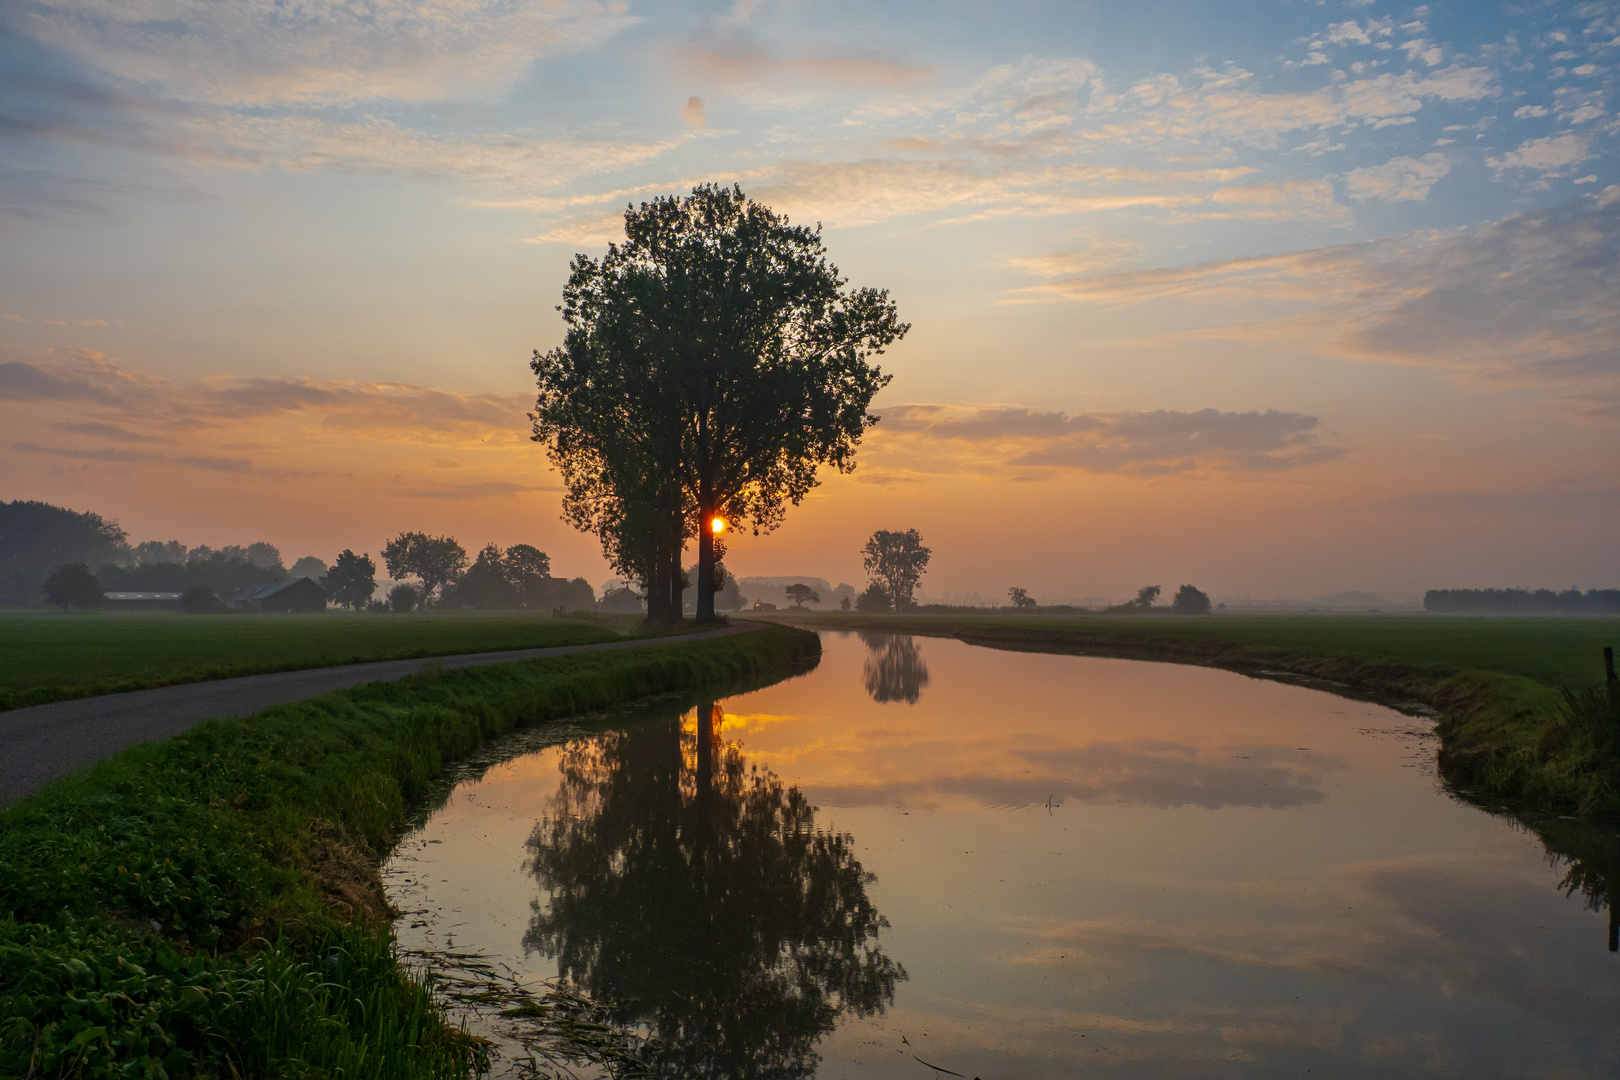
[1,622,759,804]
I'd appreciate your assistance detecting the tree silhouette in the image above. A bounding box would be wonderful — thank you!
[531,185,906,624]
[381,532,466,607]
[324,549,376,610]
[523,704,904,1078]
[1171,583,1212,614]
[861,529,931,611]
[42,562,104,611]
[859,633,930,705]
[785,584,820,608]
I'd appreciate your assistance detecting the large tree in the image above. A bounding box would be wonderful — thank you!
[43,562,105,611]
[0,500,127,606]
[532,184,906,623]
[381,532,467,608]
[324,549,377,611]
[861,529,931,611]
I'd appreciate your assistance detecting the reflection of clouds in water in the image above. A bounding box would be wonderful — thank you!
[850,999,1351,1072]
[996,854,1620,1073]
[809,738,1340,810]
[859,633,929,704]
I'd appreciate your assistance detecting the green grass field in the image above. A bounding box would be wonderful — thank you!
[0,609,626,709]
[791,611,1620,689]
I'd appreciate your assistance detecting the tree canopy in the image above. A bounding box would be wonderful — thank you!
[324,549,377,611]
[43,562,105,611]
[785,583,820,608]
[0,501,126,605]
[861,529,931,611]
[381,532,467,608]
[1171,584,1212,614]
[532,184,906,623]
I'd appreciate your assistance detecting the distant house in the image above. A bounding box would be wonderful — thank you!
[105,591,183,611]
[598,586,645,613]
[227,576,327,613]
[752,600,778,612]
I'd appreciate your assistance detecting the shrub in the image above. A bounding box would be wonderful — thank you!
[181,584,225,613]
[388,584,419,613]
[854,582,891,613]
[42,562,105,611]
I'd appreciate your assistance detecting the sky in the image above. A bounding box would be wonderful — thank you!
[1,0,1617,603]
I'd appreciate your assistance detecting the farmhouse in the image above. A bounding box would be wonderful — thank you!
[227,576,327,613]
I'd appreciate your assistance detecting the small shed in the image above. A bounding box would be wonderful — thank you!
[229,577,327,613]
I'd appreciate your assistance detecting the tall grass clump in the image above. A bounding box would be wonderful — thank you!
[0,624,819,1078]
[1521,683,1620,816]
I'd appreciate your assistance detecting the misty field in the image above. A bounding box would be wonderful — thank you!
[0,610,623,710]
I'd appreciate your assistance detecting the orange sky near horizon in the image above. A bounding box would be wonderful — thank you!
[3,1,1617,602]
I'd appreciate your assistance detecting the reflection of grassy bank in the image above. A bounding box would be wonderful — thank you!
[0,623,819,1078]
[0,609,629,711]
[777,612,1620,820]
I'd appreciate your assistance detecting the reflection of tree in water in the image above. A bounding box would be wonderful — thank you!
[1524,813,1620,952]
[860,633,929,705]
[1457,793,1620,953]
[523,703,904,1078]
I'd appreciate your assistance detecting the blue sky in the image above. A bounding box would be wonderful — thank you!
[2,0,1616,600]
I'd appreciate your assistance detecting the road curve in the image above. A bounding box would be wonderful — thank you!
[1,622,761,804]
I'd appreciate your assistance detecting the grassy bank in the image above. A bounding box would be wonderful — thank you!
[0,622,819,1079]
[781,612,1620,819]
[0,610,626,711]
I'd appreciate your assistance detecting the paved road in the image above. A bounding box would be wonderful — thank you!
[1,623,758,804]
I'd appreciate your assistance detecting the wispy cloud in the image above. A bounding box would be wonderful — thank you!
[872,404,1341,478]
[1009,189,1620,420]
[15,0,639,107]
[1344,153,1450,201]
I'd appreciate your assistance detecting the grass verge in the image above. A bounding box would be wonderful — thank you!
[0,611,626,712]
[0,622,819,1079]
[781,612,1620,820]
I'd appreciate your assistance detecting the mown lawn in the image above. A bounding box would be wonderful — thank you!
[0,609,625,709]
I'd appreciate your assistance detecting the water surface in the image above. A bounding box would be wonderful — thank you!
[386,632,1620,1077]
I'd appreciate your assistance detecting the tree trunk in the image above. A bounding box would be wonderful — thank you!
[697,503,716,623]
[644,558,667,625]
[669,547,686,619]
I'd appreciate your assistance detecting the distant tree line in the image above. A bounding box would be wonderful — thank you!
[1424,588,1620,614]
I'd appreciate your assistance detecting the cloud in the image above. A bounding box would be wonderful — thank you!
[681,95,707,128]
[13,440,254,472]
[1344,152,1450,201]
[1009,189,1620,418]
[11,441,162,464]
[1084,63,1494,152]
[1005,235,1143,277]
[15,0,639,107]
[1488,133,1591,175]
[0,358,124,403]
[875,404,1341,477]
[677,40,931,90]
[192,114,694,188]
[0,354,531,438]
[52,420,163,442]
